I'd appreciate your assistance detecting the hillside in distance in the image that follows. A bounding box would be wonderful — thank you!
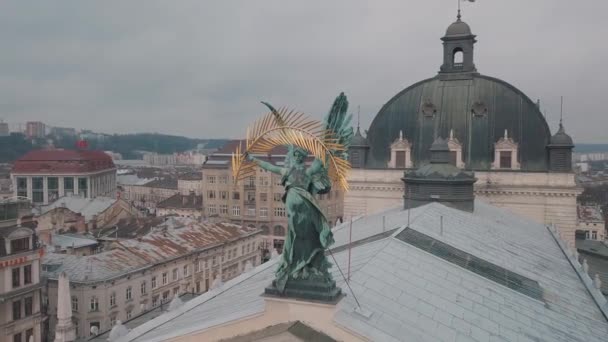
[0,132,228,162]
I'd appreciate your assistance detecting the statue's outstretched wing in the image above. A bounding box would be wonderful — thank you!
[311,92,353,194]
[323,92,353,158]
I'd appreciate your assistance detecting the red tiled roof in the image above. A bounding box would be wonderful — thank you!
[12,149,115,174]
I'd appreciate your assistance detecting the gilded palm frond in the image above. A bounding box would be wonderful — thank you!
[232,107,351,190]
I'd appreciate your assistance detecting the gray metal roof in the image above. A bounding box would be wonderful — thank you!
[350,126,369,147]
[42,218,259,283]
[445,19,472,36]
[117,201,608,342]
[39,196,117,221]
[550,122,574,146]
[50,233,98,250]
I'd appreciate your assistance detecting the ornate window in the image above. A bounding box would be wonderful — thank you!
[471,101,488,117]
[492,130,520,170]
[388,131,412,168]
[421,99,437,118]
[447,129,465,168]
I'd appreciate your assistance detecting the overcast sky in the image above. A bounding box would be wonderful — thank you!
[1,1,606,143]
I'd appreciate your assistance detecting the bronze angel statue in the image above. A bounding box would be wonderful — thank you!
[232,93,353,295]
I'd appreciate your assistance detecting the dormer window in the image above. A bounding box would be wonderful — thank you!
[492,130,520,170]
[388,131,412,168]
[10,237,30,254]
[447,129,464,168]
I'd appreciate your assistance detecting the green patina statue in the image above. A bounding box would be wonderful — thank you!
[248,146,335,292]
[242,93,352,300]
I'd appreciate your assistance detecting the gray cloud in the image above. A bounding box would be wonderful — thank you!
[0,1,606,142]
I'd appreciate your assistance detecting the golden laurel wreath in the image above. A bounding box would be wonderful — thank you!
[231,107,351,190]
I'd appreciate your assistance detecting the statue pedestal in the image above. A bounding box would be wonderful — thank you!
[264,276,343,303]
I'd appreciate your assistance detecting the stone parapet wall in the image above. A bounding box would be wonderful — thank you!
[345,169,581,246]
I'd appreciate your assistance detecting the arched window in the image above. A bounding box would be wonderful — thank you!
[261,225,270,235]
[273,225,286,236]
[452,48,464,67]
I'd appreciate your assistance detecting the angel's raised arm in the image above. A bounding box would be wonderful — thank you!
[248,154,284,175]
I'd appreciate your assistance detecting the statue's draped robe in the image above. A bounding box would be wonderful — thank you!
[275,165,334,292]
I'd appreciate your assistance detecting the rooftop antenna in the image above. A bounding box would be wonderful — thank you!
[357,105,361,130]
[560,96,564,126]
[327,247,361,309]
[457,0,461,20]
[407,185,411,228]
[347,216,353,282]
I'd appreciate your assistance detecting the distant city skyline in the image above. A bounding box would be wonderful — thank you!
[1,1,607,142]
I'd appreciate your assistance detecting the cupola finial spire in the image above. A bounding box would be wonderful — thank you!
[560,96,564,127]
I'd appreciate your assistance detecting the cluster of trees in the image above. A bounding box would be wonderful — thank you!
[0,132,227,162]
[0,133,44,163]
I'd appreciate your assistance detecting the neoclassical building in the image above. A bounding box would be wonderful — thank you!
[345,13,580,245]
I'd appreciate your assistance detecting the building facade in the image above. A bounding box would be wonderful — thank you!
[25,122,45,139]
[0,121,9,137]
[142,153,177,166]
[119,178,179,212]
[42,218,261,340]
[156,193,203,219]
[0,199,44,342]
[202,141,345,256]
[35,196,142,245]
[49,127,76,137]
[10,149,117,205]
[177,173,202,195]
[576,204,606,241]
[344,14,581,246]
[175,151,207,165]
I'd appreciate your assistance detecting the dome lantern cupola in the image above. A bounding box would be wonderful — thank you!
[547,120,574,172]
[348,121,370,169]
[439,11,477,78]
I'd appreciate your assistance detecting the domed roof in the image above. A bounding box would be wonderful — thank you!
[351,126,369,147]
[446,19,472,36]
[549,122,574,146]
[366,74,552,171]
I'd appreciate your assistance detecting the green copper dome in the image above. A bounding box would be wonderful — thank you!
[365,17,554,171]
